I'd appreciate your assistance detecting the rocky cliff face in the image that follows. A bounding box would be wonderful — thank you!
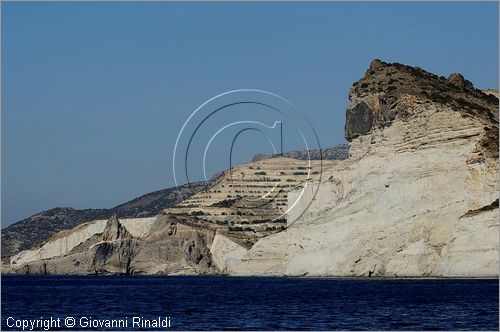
[6,60,498,277]
[7,156,333,275]
[202,61,499,277]
[282,60,499,277]
[2,182,207,260]
[9,215,218,275]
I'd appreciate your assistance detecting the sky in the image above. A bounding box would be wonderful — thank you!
[2,2,498,227]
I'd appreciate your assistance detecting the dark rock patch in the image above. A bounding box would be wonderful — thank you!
[345,102,374,141]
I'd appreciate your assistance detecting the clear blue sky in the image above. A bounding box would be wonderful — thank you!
[2,2,498,227]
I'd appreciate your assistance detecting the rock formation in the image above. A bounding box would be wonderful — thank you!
[6,156,332,275]
[166,157,332,247]
[5,60,499,277]
[9,214,219,275]
[251,144,350,162]
[202,60,499,277]
[283,60,499,277]
[2,182,207,260]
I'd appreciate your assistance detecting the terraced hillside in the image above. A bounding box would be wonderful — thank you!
[6,60,498,277]
[2,144,348,260]
[167,157,335,247]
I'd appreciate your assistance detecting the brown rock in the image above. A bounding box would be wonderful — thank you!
[447,73,474,90]
[365,59,384,76]
[369,59,383,71]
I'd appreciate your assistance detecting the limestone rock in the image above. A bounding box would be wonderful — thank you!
[346,60,498,143]
[130,215,217,275]
[286,60,499,277]
[8,60,499,278]
[210,233,248,273]
[2,182,207,259]
[210,232,286,276]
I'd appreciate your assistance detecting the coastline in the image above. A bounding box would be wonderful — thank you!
[2,273,498,280]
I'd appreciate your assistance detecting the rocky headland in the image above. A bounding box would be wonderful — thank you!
[285,60,499,277]
[1,182,208,260]
[3,60,498,277]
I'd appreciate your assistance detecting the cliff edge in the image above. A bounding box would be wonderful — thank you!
[6,60,499,277]
[282,60,499,277]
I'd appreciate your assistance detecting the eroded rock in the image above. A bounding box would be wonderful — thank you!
[345,102,374,141]
[9,60,499,278]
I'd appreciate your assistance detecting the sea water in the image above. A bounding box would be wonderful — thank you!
[1,275,498,330]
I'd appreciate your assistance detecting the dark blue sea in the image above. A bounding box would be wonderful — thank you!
[1,276,498,330]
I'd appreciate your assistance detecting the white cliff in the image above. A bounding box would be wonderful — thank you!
[210,231,286,276]
[10,217,155,269]
[284,61,499,277]
[8,61,499,278]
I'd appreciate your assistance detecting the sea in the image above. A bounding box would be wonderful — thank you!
[1,275,498,330]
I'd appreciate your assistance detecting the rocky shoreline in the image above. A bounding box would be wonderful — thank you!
[3,60,498,278]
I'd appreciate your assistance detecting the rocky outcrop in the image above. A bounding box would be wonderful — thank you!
[285,60,499,277]
[346,60,498,143]
[8,214,219,275]
[6,153,336,275]
[9,217,155,274]
[6,60,498,278]
[345,102,374,140]
[2,182,207,260]
[130,215,217,275]
[90,216,139,274]
[210,232,286,276]
[10,219,109,268]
